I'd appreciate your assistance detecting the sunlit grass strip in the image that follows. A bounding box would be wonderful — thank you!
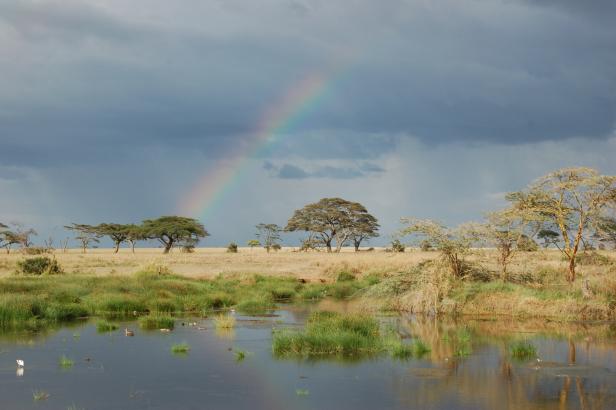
[510,341,537,360]
[139,315,175,330]
[171,342,191,354]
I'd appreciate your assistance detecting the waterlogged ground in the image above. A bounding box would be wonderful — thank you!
[1,303,616,409]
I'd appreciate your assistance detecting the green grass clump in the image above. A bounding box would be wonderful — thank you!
[272,311,381,357]
[139,315,174,330]
[59,355,74,368]
[510,341,537,360]
[298,285,327,301]
[385,333,431,360]
[96,320,118,333]
[214,314,236,330]
[237,297,276,315]
[295,389,309,396]
[171,342,190,354]
[32,390,50,401]
[235,349,246,362]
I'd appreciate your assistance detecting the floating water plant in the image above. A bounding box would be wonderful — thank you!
[295,389,309,396]
[96,320,118,333]
[510,341,537,360]
[59,355,74,368]
[171,342,191,354]
[32,390,50,401]
[139,315,174,330]
[235,349,246,362]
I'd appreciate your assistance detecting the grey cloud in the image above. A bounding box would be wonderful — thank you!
[266,161,385,180]
[277,164,310,179]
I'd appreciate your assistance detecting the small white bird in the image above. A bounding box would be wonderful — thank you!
[16,359,24,368]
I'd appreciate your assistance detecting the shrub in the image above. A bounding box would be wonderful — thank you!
[16,257,62,275]
[227,242,238,253]
[391,240,405,253]
[271,244,282,251]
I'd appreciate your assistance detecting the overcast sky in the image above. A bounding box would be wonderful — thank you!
[1,0,615,247]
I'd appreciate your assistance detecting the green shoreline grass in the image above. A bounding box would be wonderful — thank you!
[272,311,430,360]
[0,272,347,329]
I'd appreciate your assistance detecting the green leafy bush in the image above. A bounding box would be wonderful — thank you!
[227,242,238,253]
[16,257,62,275]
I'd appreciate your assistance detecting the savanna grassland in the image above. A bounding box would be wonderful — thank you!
[1,246,615,330]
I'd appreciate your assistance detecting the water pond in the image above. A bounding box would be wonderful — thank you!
[1,302,616,409]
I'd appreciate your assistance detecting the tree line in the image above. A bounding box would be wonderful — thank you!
[2,167,616,284]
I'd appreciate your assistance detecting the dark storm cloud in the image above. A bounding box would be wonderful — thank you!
[1,0,615,169]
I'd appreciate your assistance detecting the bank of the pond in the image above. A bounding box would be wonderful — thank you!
[0,271,377,329]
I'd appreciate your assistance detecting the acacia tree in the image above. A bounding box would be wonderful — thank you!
[125,224,146,253]
[286,198,378,253]
[65,223,100,253]
[476,210,529,282]
[247,239,261,251]
[0,223,35,253]
[538,229,560,248]
[11,223,37,248]
[506,167,616,283]
[400,218,474,277]
[94,223,130,253]
[349,213,379,252]
[142,216,209,253]
[255,223,281,252]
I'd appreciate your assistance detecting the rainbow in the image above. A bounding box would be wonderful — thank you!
[177,70,336,219]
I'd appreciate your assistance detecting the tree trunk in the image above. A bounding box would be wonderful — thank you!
[130,240,136,253]
[325,239,332,253]
[114,241,120,254]
[163,240,173,254]
[354,242,360,252]
[568,256,576,283]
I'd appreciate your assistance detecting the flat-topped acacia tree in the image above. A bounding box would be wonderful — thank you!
[141,216,209,253]
[285,198,379,252]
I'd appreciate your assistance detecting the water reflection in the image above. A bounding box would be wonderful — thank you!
[0,309,614,409]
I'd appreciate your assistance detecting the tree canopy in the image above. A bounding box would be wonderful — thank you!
[141,216,209,253]
[286,198,378,252]
[255,223,281,252]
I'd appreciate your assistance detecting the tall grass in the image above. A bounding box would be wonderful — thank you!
[171,342,190,354]
[510,341,537,360]
[272,311,382,357]
[96,320,118,333]
[139,315,175,330]
[214,314,236,330]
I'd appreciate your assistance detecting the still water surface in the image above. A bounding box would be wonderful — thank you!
[1,304,616,409]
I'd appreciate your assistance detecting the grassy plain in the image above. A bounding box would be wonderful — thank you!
[0,247,615,323]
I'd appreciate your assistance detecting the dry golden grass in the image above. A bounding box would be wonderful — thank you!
[0,247,431,280]
[0,247,614,283]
